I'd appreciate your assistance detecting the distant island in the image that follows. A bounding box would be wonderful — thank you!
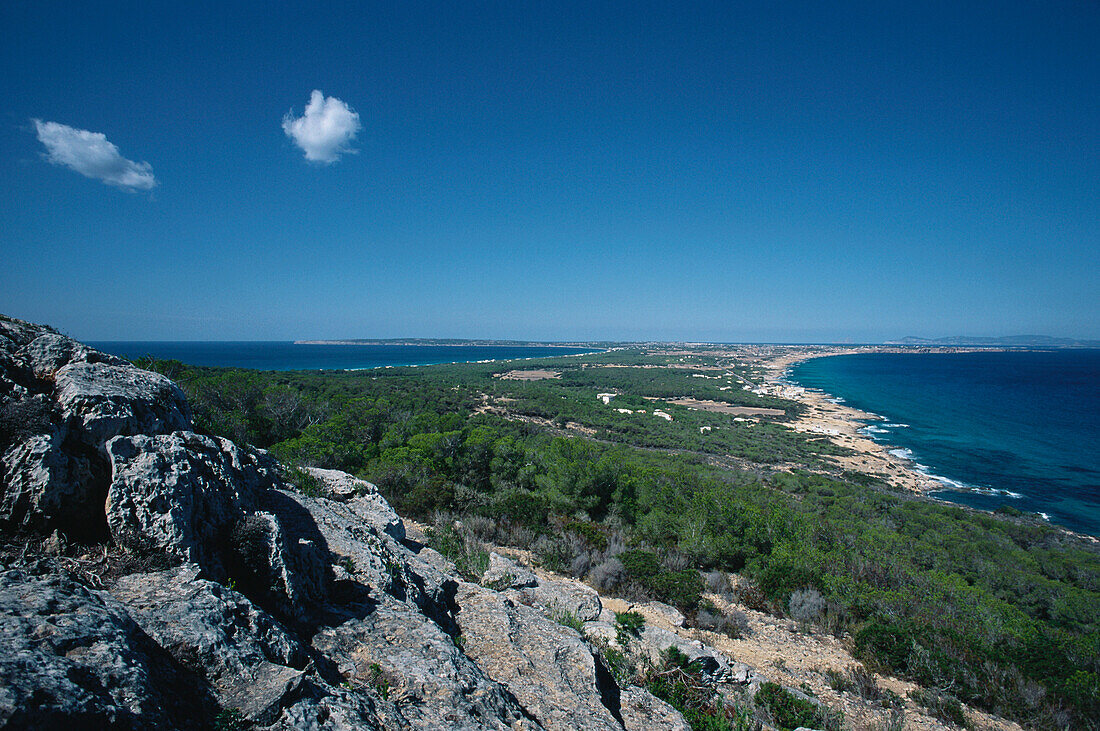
[885,334,1100,348]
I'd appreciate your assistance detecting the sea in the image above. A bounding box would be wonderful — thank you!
[88,341,596,372]
[789,350,1100,536]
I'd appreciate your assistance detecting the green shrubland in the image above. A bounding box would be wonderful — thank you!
[140,350,1100,729]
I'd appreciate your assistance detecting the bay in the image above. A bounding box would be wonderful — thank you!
[789,350,1100,535]
[89,341,596,371]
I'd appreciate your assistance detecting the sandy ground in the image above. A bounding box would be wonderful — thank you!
[666,397,787,417]
[497,369,561,380]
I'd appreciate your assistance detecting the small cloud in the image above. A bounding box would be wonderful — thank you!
[33,120,157,190]
[282,90,361,164]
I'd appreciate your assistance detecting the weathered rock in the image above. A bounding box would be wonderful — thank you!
[55,361,191,449]
[19,332,122,379]
[105,432,266,567]
[582,619,620,647]
[269,689,390,731]
[637,626,731,682]
[481,552,538,590]
[619,686,690,731]
[105,433,329,624]
[456,582,623,731]
[312,603,540,731]
[0,429,100,534]
[0,566,212,729]
[111,565,312,725]
[517,575,602,622]
[632,601,685,628]
[306,467,404,539]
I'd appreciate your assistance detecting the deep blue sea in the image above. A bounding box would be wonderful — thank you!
[89,341,595,371]
[789,351,1100,536]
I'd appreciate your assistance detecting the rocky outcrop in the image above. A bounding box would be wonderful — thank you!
[0,318,190,538]
[0,315,693,729]
[0,564,214,730]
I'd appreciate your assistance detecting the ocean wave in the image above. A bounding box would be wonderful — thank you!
[827,397,845,404]
[1039,512,1051,521]
[928,474,972,490]
[882,423,909,428]
[889,448,914,460]
[860,425,889,434]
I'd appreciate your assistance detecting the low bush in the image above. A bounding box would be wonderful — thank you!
[788,588,825,625]
[754,682,842,731]
[910,688,968,727]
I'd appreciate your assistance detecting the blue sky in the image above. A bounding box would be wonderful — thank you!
[1,1,1097,342]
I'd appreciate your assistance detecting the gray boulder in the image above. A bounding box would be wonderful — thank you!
[111,565,312,726]
[105,433,329,625]
[481,552,538,590]
[56,361,191,450]
[637,626,731,683]
[0,566,212,730]
[515,575,603,622]
[455,581,624,731]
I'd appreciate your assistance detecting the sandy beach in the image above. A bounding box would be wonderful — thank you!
[757,347,946,495]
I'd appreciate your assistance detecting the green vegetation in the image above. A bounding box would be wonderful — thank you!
[141,347,1100,730]
[754,682,842,731]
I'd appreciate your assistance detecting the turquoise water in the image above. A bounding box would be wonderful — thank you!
[789,351,1100,536]
[89,341,596,371]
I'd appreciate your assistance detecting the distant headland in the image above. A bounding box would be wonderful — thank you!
[294,337,612,348]
[885,334,1100,348]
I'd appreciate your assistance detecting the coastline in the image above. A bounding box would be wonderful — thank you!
[758,347,976,495]
[759,347,1100,543]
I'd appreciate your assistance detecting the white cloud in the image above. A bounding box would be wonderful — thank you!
[282,90,361,164]
[33,120,157,190]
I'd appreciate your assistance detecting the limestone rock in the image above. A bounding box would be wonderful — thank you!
[456,582,623,731]
[55,361,191,449]
[105,433,329,624]
[481,552,538,590]
[632,600,685,628]
[619,686,690,731]
[306,467,404,539]
[111,565,311,725]
[312,603,539,731]
[637,626,731,682]
[19,332,122,379]
[0,566,211,729]
[105,432,265,568]
[516,575,602,622]
[0,430,100,534]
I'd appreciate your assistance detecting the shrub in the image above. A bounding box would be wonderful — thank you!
[853,621,917,673]
[705,570,732,595]
[615,610,645,641]
[692,603,750,639]
[282,465,325,497]
[754,682,842,731]
[909,688,968,728]
[589,557,626,592]
[788,588,825,625]
[0,397,54,450]
[425,523,489,581]
[732,580,769,612]
[552,607,585,633]
[619,549,704,609]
